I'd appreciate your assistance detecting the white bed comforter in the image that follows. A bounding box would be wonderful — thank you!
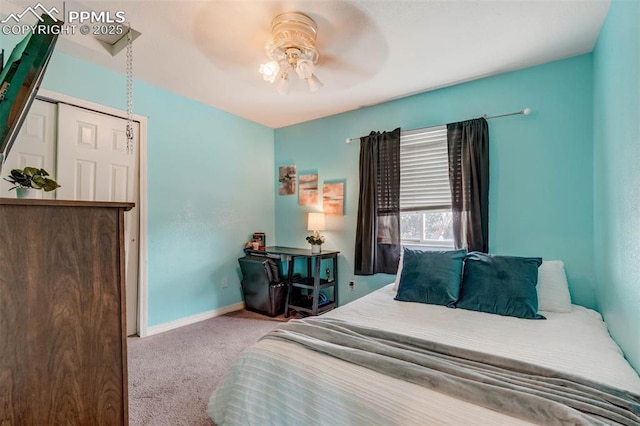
[208,284,640,425]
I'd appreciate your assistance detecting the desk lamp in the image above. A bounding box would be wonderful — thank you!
[306,212,326,253]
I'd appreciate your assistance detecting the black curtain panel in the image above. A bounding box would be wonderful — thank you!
[354,128,401,275]
[447,118,489,253]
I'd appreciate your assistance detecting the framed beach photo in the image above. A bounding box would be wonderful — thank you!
[323,181,344,215]
[299,173,319,205]
[278,165,297,195]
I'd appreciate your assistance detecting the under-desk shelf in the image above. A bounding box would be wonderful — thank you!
[287,296,336,315]
[290,277,336,290]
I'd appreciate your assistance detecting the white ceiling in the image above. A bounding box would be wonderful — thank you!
[2,0,610,128]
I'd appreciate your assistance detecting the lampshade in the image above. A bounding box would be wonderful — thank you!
[307,212,326,232]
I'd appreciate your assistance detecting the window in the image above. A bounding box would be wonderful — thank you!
[399,126,454,248]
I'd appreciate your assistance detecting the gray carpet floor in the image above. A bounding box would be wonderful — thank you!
[128,310,287,426]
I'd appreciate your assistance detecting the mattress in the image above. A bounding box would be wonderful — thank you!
[208,284,640,425]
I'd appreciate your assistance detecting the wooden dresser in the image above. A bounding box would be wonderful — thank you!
[0,198,133,425]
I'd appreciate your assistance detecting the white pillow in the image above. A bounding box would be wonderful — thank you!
[392,249,404,291]
[536,260,572,313]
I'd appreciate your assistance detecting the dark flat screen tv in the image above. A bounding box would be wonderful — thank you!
[0,15,61,173]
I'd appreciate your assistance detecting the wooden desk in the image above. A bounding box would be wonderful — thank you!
[245,246,339,317]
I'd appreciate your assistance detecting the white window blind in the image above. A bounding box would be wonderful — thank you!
[399,126,451,212]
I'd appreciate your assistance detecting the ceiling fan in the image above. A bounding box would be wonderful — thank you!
[191,2,387,94]
[258,12,323,94]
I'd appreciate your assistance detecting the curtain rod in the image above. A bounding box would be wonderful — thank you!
[344,107,532,144]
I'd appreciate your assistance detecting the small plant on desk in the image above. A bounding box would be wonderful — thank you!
[305,234,325,245]
[306,234,325,254]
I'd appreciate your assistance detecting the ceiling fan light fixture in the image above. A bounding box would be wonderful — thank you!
[261,12,322,94]
[259,61,280,83]
[276,72,290,95]
[295,59,315,80]
[306,74,323,92]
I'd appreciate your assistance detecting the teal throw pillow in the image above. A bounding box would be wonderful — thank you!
[457,252,545,319]
[395,248,467,308]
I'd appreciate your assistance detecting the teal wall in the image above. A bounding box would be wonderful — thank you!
[37,51,275,327]
[275,55,595,309]
[593,0,640,372]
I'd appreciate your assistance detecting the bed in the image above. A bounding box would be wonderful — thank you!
[207,254,640,425]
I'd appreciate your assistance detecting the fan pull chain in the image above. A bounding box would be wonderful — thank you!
[125,26,134,154]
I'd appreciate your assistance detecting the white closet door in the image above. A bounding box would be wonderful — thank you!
[57,103,140,336]
[56,103,139,203]
[0,99,57,198]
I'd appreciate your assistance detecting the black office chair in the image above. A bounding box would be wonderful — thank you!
[238,255,287,317]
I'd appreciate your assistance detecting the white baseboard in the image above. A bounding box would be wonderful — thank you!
[145,302,245,337]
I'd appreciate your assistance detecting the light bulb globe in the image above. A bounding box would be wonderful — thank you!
[259,61,280,83]
[276,72,290,95]
[307,74,323,92]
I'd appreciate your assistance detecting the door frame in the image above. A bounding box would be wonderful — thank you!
[38,89,150,337]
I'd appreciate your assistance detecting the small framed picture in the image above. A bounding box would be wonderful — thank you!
[278,165,297,195]
[323,181,344,215]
